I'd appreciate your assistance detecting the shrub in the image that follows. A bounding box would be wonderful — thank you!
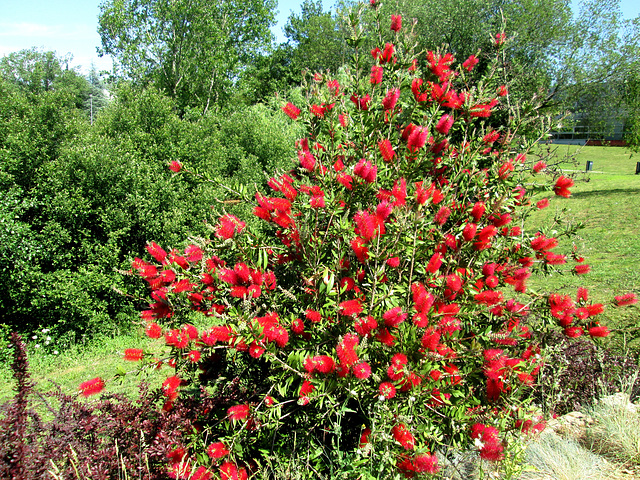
[82,4,638,478]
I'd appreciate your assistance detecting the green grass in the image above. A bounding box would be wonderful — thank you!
[526,145,640,353]
[0,328,166,405]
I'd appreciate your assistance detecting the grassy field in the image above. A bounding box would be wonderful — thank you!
[526,145,640,353]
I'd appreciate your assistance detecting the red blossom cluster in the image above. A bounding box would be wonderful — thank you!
[80,12,639,479]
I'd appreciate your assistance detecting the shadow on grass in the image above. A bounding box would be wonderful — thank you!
[570,188,640,199]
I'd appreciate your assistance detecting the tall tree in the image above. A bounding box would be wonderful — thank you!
[97,0,276,115]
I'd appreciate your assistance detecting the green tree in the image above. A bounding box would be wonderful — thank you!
[97,0,276,115]
[0,48,90,109]
[237,0,348,104]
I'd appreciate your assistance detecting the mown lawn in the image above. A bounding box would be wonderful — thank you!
[527,145,640,353]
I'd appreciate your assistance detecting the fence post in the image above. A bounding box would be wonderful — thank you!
[586,161,593,172]
[636,162,640,175]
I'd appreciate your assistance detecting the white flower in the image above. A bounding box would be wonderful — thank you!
[53,350,59,355]
[32,335,37,340]
[474,437,485,450]
[42,329,50,333]
[35,344,40,348]
[378,395,386,402]
[46,336,51,341]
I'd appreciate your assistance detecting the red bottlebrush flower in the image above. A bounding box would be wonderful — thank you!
[162,375,181,395]
[207,441,230,459]
[355,210,380,242]
[305,309,322,323]
[79,377,105,397]
[379,381,396,399]
[536,198,550,209]
[495,32,506,45]
[378,138,395,162]
[377,327,396,346]
[337,172,353,190]
[298,149,316,172]
[216,214,246,240]
[124,348,143,361]
[436,114,454,135]
[383,306,407,328]
[574,264,591,275]
[554,175,574,197]
[588,325,610,337]
[146,241,167,264]
[483,130,500,144]
[350,94,371,111]
[351,236,369,264]
[390,14,402,32]
[291,317,305,334]
[496,85,508,96]
[471,424,504,461]
[382,87,400,112]
[358,428,372,449]
[434,206,451,226]
[168,160,182,173]
[336,333,360,367]
[248,342,265,358]
[392,423,415,450]
[470,201,486,222]
[544,252,567,265]
[446,274,463,292]
[184,244,203,263]
[463,54,479,71]
[299,379,315,405]
[187,349,201,363]
[353,362,372,379]
[282,102,301,120]
[533,161,546,173]
[414,454,440,474]
[427,252,443,274]
[227,404,250,422]
[354,158,377,183]
[191,466,213,480]
[310,104,326,118]
[370,65,383,84]
[386,257,400,268]
[339,299,363,316]
[380,42,395,63]
[407,126,428,152]
[614,293,638,306]
[145,322,162,339]
[220,462,247,480]
[565,326,584,337]
[462,222,477,241]
[498,161,514,179]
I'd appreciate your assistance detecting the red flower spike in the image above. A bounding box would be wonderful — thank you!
[614,293,638,306]
[392,423,415,450]
[382,88,400,111]
[463,54,479,71]
[124,348,143,361]
[554,175,574,197]
[207,441,230,459]
[390,14,402,32]
[79,377,105,397]
[227,404,250,422]
[378,139,395,162]
[282,102,301,120]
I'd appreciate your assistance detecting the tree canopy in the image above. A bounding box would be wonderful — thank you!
[98,0,277,115]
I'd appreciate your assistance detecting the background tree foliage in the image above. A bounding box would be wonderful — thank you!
[97,0,277,115]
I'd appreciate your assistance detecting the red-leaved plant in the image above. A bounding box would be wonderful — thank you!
[81,5,638,478]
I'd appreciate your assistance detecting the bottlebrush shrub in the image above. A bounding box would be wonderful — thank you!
[91,7,637,479]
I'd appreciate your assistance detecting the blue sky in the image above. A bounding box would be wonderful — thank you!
[0,0,637,74]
